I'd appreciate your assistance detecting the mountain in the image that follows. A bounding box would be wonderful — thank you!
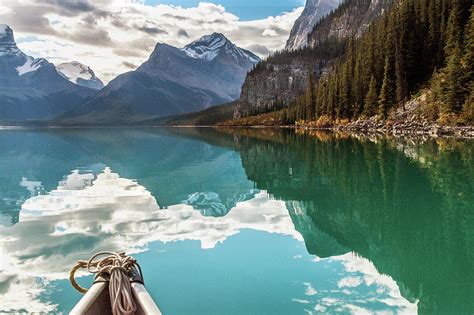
[59,33,260,125]
[0,24,97,122]
[56,61,104,90]
[182,33,260,65]
[182,189,259,217]
[285,0,342,50]
[141,102,237,127]
[234,0,392,119]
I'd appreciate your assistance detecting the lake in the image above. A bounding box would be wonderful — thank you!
[0,128,472,314]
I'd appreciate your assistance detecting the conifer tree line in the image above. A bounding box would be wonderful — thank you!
[249,37,346,75]
[281,0,473,125]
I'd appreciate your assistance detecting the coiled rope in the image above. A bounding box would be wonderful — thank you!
[70,251,144,315]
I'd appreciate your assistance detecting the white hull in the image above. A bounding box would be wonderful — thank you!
[70,282,162,315]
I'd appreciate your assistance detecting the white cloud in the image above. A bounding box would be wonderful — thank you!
[0,5,12,15]
[343,304,373,315]
[303,282,318,296]
[292,298,311,304]
[314,304,327,312]
[2,1,303,83]
[337,276,363,288]
[333,253,419,314]
[262,29,279,37]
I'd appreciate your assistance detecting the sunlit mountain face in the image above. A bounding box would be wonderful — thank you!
[0,128,472,314]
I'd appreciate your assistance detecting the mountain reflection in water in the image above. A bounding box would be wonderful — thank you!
[231,129,473,314]
[0,128,472,314]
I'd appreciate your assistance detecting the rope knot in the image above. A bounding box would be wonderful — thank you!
[69,251,144,315]
[110,266,128,274]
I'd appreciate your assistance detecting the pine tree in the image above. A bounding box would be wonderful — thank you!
[462,82,473,123]
[445,0,462,58]
[340,63,352,118]
[396,0,417,106]
[442,1,465,112]
[379,57,397,118]
[462,5,474,100]
[428,0,441,67]
[353,50,365,117]
[443,47,465,113]
[315,81,326,117]
[328,75,336,120]
[364,76,378,117]
[305,72,316,120]
[378,13,398,118]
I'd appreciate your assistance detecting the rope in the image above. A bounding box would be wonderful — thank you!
[70,252,143,315]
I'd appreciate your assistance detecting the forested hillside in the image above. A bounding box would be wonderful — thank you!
[234,0,392,120]
[284,0,473,125]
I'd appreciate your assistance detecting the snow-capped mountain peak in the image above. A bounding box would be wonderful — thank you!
[182,33,228,60]
[182,33,260,63]
[193,32,228,50]
[0,24,45,76]
[56,61,104,90]
[0,24,22,56]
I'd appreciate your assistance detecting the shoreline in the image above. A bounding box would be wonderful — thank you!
[217,124,474,139]
[297,124,474,139]
[1,123,473,139]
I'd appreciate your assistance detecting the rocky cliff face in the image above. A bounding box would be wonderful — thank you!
[286,0,342,51]
[308,0,392,46]
[235,0,392,119]
[236,58,325,118]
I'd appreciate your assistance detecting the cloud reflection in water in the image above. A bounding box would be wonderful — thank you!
[0,167,417,313]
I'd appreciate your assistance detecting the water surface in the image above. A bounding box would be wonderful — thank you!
[0,128,472,314]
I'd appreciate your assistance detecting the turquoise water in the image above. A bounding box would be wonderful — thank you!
[0,128,472,314]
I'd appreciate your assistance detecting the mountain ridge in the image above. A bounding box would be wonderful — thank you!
[57,33,260,125]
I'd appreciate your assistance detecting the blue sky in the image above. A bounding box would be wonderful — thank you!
[144,0,305,20]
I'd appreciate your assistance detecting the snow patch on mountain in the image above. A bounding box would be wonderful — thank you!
[16,56,44,75]
[182,33,227,60]
[182,33,260,63]
[56,61,104,90]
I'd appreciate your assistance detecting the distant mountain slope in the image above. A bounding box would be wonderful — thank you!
[286,0,342,50]
[59,33,260,125]
[141,102,237,127]
[56,61,104,90]
[0,25,97,122]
